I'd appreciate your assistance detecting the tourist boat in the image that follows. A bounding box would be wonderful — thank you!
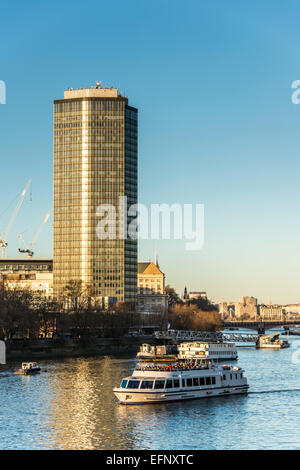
[177,341,238,361]
[113,359,249,405]
[14,362,41,375]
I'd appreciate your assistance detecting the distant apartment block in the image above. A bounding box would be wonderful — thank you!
[235,296,258,319]
[258,305,283,320]
[182,288,207,302]
[214,301,236,319]
[214,296,258,319]
[188,291,207,301]
[215,297,291,321]
[0,259,53,298]
[283,304,300,316]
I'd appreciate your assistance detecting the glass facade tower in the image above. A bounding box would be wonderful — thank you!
[53,85,137,302]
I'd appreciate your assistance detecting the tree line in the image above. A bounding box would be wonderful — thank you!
[165,285,222,331]
[0,280,222,341]
[0,280,165,341]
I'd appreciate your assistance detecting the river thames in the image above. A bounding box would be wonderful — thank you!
[0,333,300,450]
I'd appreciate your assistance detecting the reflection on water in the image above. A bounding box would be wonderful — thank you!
[44,356,140,450]
[1,336,300,449]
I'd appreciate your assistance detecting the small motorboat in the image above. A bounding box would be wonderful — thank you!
[14,362,41,375]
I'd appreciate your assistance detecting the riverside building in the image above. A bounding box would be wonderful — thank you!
[0,259,53,298]
[53,83,138,302]
[137,261,168,315]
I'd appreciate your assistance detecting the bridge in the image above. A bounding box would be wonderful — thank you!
[154,330,259,344]
[154,321,299,344]
[223,320,300,334]
[222,332,258,343]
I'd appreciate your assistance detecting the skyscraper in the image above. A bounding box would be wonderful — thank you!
[53,84,137,302]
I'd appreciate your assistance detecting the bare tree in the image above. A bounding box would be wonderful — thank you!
[59,280,96,312]
[168,304,222,332]
[0,283,37,339]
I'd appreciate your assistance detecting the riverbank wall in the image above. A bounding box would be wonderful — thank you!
[5,336,156,361]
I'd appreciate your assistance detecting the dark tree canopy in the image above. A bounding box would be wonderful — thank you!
[165,285,182,307]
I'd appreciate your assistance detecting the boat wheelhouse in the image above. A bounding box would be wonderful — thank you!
[113,360,248,405]
[137,343,178,360]
[177,341,238,361]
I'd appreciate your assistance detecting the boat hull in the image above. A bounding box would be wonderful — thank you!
[114,385,249,405]
[180,354,238,361]
[14,368,41,375]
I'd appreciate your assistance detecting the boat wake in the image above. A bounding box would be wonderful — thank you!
[249,388,300,395]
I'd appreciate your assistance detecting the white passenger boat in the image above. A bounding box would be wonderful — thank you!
[113,359,249,405]
[178,341,238,361]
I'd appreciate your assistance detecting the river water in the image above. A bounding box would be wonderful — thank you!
[0,333,300,450]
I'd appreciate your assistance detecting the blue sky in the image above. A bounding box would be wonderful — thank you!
[1,0,300,303]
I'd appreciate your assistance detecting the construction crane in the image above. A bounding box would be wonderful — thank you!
[0,179,32,259]
[18,211,51,258]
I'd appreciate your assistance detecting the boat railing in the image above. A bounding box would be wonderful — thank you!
[136,365,211,372]
[135,363,241,372]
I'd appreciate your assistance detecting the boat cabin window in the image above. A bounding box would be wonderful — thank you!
[182,379,185,387]
[193,378,199,386]
[205,377,211,386]
[240,373,243,379]
[187,378,193,387]
[212,377,216,385]
[166,379,173,388]
[141,380,154,389]
[223,374,226,380]
[154,380,165,389]
[127,380,140,389]
[174,379,180,388]
[200,378,205,386]
[121,380,128,388]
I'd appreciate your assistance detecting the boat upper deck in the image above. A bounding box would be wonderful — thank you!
[131,362,242,379]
